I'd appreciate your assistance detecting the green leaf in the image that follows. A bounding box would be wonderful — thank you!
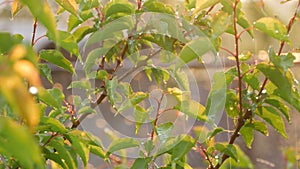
[66,134,89,167]
[215,143,238,162]
[84,48,108,74]
[172,68,190,91]
[42,147,68,169]
[170,135,195,161]
[89,145,106,159]
[208,127,224,140]
[19,0,57,41]
[96,70,109,80]
[211,11,232,38]
[40,50,75,73]
[130,92,149,105]
[240,122,254,148]
[104,0,135,21]
[47,31,81,60]
[134,105,148,134]
[179,37,215,64]
[47,138,78,169]
[265,97,290,122]
[38,88,58,108]
[205,72,227,122]
[257,64,293,99]
[131,157,152,169]
[174,100,207,121]
[0,118,44,169]
[257,106,287,138]
[106,138,139,156]
[268,47,295,73]
[167,87,191,102]
[143,0,174,14]
[253,120,269,136]
[225,89,238,118]
[54,0,78,17]
[156,122,174,143]
[86,15,134,47]
[196,0,221,11]
[39,64,53,84]
[68,11,93,31]
[73,26,96,42]
[254,17,289,42]
[106,77,122,106]
[39,117,68,134]
[78,106,96,115]
[184,0,196,9]
[155,135,195,158]
[219,145,254,169]
[67,80,91,90]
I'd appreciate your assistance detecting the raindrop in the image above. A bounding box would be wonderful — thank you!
[29,86,38,95]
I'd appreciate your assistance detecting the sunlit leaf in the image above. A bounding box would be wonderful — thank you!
[11,0,24,18]
[265,97,290,122]
[174,100,207,121]
[73,26,96,42]
[134,105,148,134]
[254,17,289,42]
[257,106,287,138]
[54,0,78,17]
[253,120,269,136]
[13,60,41,86]
[0,75,40,129]
[240,122,254,148]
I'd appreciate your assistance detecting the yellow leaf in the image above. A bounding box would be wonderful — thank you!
[0,75,40,130]
[9,44,26,61]
[13,60,41,86]
[11,0,24,18]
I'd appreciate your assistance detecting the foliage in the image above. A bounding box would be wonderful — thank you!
[0,0,300,168]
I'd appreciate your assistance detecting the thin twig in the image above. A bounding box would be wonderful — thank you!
[33,35,46,45]
[196,142,214,168]
[150,92,165,140]
[211,1,243,168]
[220,46,236,56]
[31,18,38,46]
